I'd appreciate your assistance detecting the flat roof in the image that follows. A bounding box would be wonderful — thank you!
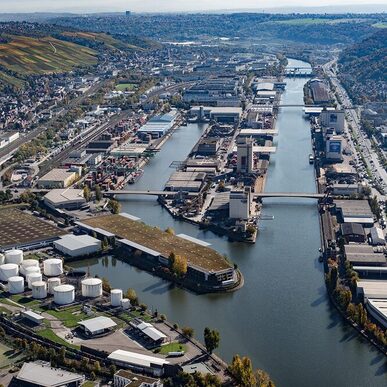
[44,188,84,204]
[345,244,386,264]
[16,362,83,386]
[177,234,211,247]
[22,310,44,322]
[335,200,373,218]
[54,234,101,251]
[108,349,169,368]
[81,214,232,272]
[0,208,66,250]
[182,362,214,375]
[358,280,387,298]
[78,316,117,334]
[120,238,161,257]
[39,168,75,182]
[239,129,278,136]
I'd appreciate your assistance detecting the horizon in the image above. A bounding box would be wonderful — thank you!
[0,1,387,14]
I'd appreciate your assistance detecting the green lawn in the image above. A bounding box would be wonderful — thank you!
[81,382,96,387]
[44,306,89,328]
[0,341,25,368]
[37,328,79,350]
[157,342,186,355]
[116,83,136,92]
[9,295,41,309]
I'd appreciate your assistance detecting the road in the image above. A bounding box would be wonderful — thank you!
[322,58,387,199]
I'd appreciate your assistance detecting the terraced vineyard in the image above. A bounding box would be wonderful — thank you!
[0,34,97,75]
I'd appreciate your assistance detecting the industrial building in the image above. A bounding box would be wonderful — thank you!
[325,135,343,161]
[14,361,84,386]
[196,138,221,156]
[344,245,386,266]
[320,109,345,134]
[53,234,101,257]
[334,200,374,226]
[370,226,386,245]
[111,143,149,159]
[365,298,387,329]
[0,131,19,149]
[189,106,242,124]
[309,79,330,104]
[229,188,253,220]
[78,316,117,337]
[138,109,178,138]
[37,169,77,189]
[340,223,366,243]
[165,171,206,192]
[108,349,170,377]
[236,137,254,173]
[43,188,86,210]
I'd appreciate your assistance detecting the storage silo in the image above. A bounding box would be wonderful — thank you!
[27,272,42,289]
[20,259,39,276]
[23,266,40,278]
[0,254,5,265]
[43,259,63,277]
[81,278,103,298]
[8,276,24,294]
[32,281,47,299]
[53,285,75,305]
[47,278,61,294]
[5,249,23,265]
[0,264,19,282]
[121,298,130,310]
[111,289,123,307]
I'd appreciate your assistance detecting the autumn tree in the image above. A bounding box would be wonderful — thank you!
[228,354,256,387]
[204,327,220,354]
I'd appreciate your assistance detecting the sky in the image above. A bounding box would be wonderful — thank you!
[0,0,386,13]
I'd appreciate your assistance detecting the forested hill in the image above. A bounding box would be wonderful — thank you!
[51,13,385,45]
[339,29,387,104]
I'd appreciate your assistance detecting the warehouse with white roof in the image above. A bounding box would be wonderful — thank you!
[53,234,101,257]
[78,316,117,337]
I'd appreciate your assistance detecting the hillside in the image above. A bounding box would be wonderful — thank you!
[339,29,387,104]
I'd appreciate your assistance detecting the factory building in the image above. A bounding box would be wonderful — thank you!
[370,226,386,246]
[189,106,242,124]
[196,138,220,156]
[130,319,167,346]
[309,79,330,104]
[340,223,366,243]
[53,234,101,257]
[229,188,253,220]
[138,109,178,138]
[43,188,86,211]
[37,169,77,189]
[237,137,254,173]
[334,200,374,226]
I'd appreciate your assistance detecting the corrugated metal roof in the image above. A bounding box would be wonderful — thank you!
[78,316,117,334]
[108,349,169,368]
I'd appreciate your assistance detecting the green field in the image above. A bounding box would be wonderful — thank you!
[0,35,97,76]
[0,342,24,368]
[44,306,89,328]
[37,328,80,349]
[116,83,137,92]
[157,342,186,355]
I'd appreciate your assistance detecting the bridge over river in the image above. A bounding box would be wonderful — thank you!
[105,190,325,200]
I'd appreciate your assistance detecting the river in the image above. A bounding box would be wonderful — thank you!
[71,59,386,387]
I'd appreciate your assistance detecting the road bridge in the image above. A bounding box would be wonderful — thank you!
[104,190,325,200]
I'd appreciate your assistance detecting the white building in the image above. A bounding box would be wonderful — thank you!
[38,169,77,189]
[370,226,386,246]
[43,188,86,210]
[229,188,252,220]
[326,136,343,161]
[53,234,101,257]
[320,110,345,134]
[237,137,254,173]
[78,316,117,336]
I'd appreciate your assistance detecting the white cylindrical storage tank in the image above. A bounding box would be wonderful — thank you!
[23,266,40,278]
[32,281,47,299]
[20,259,39,276]
[8,276,24,294]
[121,298,130,310]
[5,250,23,265]
[47,278,61,294]
[81,278,103,298]
[0,264,19,282]
[54,285,75,305]
[111,289,123,307]
[43,259,63,277]
[27,272,42,289]
[0,254,5,265]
